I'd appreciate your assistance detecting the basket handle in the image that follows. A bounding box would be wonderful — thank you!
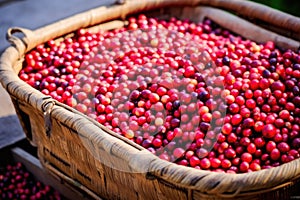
[42,99,55,137]
[196,0,300,40]
[6,27,34,52]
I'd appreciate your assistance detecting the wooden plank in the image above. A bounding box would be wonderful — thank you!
[11,147,94,200]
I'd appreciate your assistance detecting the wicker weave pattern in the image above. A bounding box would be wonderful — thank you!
[1,0,300,199]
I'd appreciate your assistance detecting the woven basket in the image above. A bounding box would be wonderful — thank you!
[1,0,300,199]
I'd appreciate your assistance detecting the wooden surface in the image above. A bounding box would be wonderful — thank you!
[12,147,96,200]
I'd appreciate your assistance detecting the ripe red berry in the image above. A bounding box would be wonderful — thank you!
[229,103,240,114]
[149,93,160,104]
[227,133,238,143]
[241,152,252,163]
[277,142,290,153]
[239,161,250,172]
[190,156,201,167]
[271,81,286,92]
[249,162,261,171]
[210,158,221,169]
[262,124,277,138]
[240,107,251,118]
[200,158,211,169]
[266,141,276,152]
[221,159,232,169]
[243,118,255,128]
[254,137,265,148]
[222,123,232,135]
[254,121,264,132]
[235,96,245,106]
[247,143,256,154]
[270,148,281,161]
[245,99,256,109]
[279,110,290,120]
[224,148,236,159]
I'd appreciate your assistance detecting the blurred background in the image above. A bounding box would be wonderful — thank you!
[252,0,300,16]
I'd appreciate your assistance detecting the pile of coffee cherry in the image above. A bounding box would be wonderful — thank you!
[0,162,61,199]
[19,14,300,173]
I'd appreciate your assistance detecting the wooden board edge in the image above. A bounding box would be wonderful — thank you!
[11,147,94,200]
